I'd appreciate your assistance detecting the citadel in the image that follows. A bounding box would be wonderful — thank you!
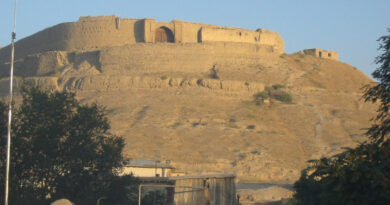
[0,15,337,62]
[0,15,373,205]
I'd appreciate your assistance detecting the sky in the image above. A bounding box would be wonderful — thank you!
[1,0,389,78]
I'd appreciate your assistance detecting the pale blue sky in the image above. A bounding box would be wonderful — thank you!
[1,0,389,78]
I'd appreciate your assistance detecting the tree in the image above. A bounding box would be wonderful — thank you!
[363,28,390,143]
[0,85,138,204]
[289,29,390,205]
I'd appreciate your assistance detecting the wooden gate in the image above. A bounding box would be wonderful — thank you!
[155,27,174,43]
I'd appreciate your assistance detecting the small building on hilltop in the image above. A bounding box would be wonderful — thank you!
[302,48,338,61]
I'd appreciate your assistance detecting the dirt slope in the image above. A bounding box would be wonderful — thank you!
[0,44,376,184]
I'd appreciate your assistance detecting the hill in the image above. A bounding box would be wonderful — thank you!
[0,17,376,186]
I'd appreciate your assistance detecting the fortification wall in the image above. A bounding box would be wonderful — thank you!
[97,42,278,75]
[256,29,284,53]
[177,22,203,43]
[201,27,260,44]
[0,16,285,63]
[0,16,145,61]
[64,16,143,49]
[0,42,277,78]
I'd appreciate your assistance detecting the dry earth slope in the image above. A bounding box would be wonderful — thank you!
[0,43,376,184]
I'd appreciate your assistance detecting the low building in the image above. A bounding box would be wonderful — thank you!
[120,159,179,177]
[302,48,338,61]
[138,174,238,205]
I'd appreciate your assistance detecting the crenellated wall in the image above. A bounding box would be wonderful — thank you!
[0,15,285,62]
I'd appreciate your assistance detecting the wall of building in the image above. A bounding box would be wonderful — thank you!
[201,27,259,44]
[303,48,338,61]
[63,16,141,49]
[257,29,285,53]
[97,42,278,76]
[177,21,202,43]
[0,16,285,63]
[173,176,237,205]
[0,42,278,79]
[120,167,173,177]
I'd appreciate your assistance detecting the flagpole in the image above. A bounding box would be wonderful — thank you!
[4,0,17,204]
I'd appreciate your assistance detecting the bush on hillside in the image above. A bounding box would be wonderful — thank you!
[253,84,293,105]
[209,64,220,79]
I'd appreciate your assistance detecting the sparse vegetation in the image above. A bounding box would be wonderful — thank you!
[160,75,168,80]
[309,78,327,89]
[192,122,201,127]
[253,84,293,105]
[171,121,182,128]
[209,64,220,79]
[246,125,256,129]
[298,52,305,58]
[229,118,236,123]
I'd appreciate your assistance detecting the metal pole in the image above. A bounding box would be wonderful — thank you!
[96,196,107,205]
[4,0,17,204]
[138,184,143,205]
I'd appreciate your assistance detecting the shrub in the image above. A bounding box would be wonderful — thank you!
[272,84,285,90]
[269,90,293,103]
[253,84,293,105]
[247,125,256,129]
[209,64,220,79]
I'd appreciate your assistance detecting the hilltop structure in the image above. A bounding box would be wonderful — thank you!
[302,48,338,61]
[0,15,285,61]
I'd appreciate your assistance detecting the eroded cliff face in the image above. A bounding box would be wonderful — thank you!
[0,42,375,184]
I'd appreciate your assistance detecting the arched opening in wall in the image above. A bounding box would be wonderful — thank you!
[155,27,174,43]
[197,29,202,43]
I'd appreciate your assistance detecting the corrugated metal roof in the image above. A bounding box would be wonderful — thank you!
[122,159,174,168]
[169,173,236,180]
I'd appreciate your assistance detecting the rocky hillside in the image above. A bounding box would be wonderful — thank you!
[0,42,376,184]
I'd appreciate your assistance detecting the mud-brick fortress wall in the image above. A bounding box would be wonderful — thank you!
[0,15,284,62]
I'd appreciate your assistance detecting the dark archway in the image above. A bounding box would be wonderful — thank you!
[155,27,174,43]
[197,28,202,43]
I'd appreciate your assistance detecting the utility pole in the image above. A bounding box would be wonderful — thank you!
[4,0,17,204]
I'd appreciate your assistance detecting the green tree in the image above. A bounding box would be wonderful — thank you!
[290,29,390,205]
[0,85,138,204]
[363,28,390,143]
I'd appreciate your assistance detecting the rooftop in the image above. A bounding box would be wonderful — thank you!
[122,159,173,169]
